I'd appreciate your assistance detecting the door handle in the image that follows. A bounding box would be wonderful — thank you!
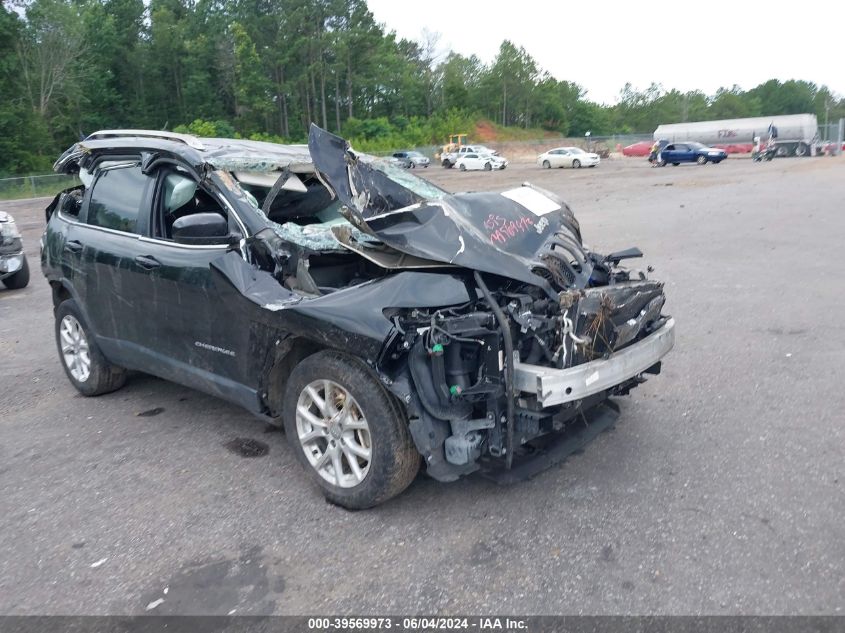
[64,240,83,253]
[134,255,161,270]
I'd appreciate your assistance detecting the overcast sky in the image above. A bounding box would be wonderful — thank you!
[366,0,845,105]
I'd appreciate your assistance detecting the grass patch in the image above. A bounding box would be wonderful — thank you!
[0,175,80,201]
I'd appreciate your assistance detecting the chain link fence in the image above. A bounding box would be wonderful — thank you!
[0,174,81,201]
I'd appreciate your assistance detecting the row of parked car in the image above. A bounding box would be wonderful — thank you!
[391,134,841,173]
[392,145,509,172]
[392,145,606,172]
[626,139,845,158]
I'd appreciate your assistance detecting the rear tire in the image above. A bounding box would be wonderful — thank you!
[283,351,419,509]
[2,254,29,289]
[795,143,807,157]
[54,299,126,396]
[442,160,452,168]
[672,162,680,166]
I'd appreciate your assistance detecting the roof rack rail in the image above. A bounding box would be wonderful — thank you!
[84,129,206,151]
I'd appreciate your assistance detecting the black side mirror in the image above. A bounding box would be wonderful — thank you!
[172,213,234,246]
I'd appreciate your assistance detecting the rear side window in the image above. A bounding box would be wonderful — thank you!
[87,164,148,234]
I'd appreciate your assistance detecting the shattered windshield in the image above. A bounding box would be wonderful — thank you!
[229,170,378,253]
[365,157,447,201]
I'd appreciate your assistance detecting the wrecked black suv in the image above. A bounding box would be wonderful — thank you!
[42,127,674,509]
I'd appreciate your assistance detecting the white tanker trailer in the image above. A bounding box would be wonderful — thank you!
[654,114,819,157]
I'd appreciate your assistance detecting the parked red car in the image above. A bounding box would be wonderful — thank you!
[622,141,653,157]
[822,141,845,154]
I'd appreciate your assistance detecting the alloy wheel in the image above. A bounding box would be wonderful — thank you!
[295,379,372,488]
[59,315,91,383]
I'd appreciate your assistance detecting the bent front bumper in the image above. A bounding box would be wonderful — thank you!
[513,318,676,407]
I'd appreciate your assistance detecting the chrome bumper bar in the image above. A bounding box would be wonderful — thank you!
[513,318,676,407]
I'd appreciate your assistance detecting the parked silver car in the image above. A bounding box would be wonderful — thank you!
[392,150,430,168]
[0,211,29,289]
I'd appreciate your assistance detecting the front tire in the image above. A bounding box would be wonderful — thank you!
[572,159,581,168]
[54,299,126,396]
[459,163,466,171]
[483,162,492,171]
[696,155,707,165]
[283,351,419,509]
[542,160,551,169]
[2,254,29,289]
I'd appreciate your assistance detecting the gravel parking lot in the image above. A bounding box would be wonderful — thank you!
[1,155,843,615]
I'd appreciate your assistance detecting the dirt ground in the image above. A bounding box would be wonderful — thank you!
[1,155,844,615]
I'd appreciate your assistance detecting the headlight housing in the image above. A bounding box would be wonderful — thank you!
[0,213,21,241]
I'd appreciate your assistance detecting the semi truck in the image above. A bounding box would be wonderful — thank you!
[654,114,820,157]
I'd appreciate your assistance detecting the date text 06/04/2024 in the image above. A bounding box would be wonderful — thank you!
[306,617,529,631]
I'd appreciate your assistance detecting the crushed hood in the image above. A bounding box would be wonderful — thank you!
[308,125,592,291]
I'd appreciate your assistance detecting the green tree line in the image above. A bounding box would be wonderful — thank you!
[2,0,844,175]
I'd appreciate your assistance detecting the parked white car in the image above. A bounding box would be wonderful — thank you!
[537,147,600,169]
[455,152,508,171]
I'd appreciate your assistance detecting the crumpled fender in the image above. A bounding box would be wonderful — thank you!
[211,249,472,360]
